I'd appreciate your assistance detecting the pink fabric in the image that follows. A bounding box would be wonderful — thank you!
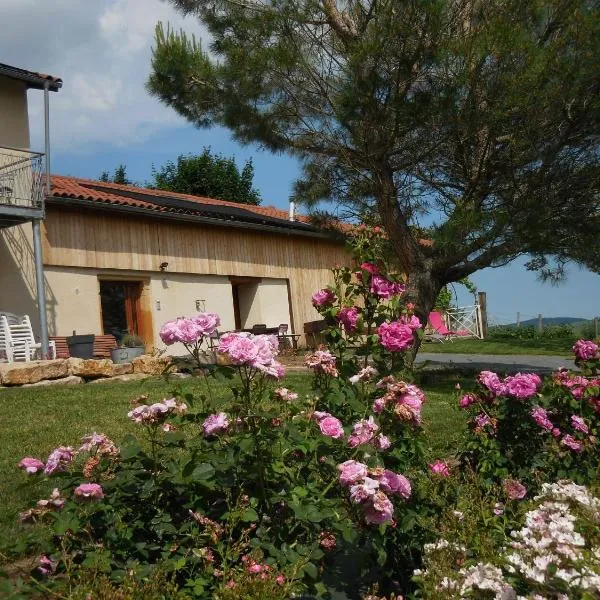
[428,312,453,335]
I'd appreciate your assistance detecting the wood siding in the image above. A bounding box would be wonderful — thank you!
[42,208,350,338]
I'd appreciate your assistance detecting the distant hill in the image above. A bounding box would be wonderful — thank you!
[500,317,589,327]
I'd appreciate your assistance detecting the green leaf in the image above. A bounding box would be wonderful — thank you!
[241,508,259,522]
[120,441,143,459]
[303,562,319,579]
[190,463,215,481]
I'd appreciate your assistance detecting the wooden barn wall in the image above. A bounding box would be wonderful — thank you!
[42,208,350,334]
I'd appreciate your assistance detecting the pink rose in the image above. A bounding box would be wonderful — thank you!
[503,479,526,500]
[360,262,379,274]
[400,314,422,330]
[349,477,380,504]
[561,434,583,452]
[573,339,598,361]
[159,319,180,345]
[44,447,75,476]
[192,312,221,335]
[275,574,285,585]
[396,384,425,423]
[503,373,541,400]
[305,350,338,377]
[203,412,230,437]
[377,470,411,499]
[274,387,298,401]
[337,306,360,332]
[74,483,104,501]
[370,275,405,299]
[530,406,554,431]
[175,318,203,344]
[570,415,589,434]
[217,331,244,353]
[364,491,394,525]
[429,460,450,477]
[247,563,263,574]
[312,288,337,306]
[459,393,477,409]
[338,460,368,487]
[226,336,259,365]
[477,371,505,396]
[318,416,345,440]
[372,397,387,413]
[378,321,415,352]
[348,416,379,447]
[18,457,45,475]
[374,434,391,450]
[38,555,57,576]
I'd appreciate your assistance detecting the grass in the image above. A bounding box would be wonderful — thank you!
[0,371,462,553]
[420,336,574,356]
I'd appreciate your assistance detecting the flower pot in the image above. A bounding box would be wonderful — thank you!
[67,334,95,359]
[111,347,145,364]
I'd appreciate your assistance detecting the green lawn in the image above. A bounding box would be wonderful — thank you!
[0,372,461,552]
[419,336,574,356]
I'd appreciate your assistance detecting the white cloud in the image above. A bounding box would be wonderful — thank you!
[0,0,208,151]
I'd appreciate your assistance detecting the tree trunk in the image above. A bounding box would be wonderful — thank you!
[403,266,443,365]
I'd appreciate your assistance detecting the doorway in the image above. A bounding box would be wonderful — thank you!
[99,280,142,343]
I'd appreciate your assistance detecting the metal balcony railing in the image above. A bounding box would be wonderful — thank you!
[0,147,45,211]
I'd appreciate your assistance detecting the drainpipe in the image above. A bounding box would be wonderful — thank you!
[32,81,51,358]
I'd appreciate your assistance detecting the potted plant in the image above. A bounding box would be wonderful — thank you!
[111,333,145,364]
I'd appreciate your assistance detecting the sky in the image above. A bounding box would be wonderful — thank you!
[2,0,599,324]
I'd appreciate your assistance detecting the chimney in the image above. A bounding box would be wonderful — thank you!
[289,200,296,222]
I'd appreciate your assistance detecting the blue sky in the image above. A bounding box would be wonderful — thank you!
[4,0,600,323]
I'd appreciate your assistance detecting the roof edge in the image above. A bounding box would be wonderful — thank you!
[0,63,62,92]
[46,195,346,242]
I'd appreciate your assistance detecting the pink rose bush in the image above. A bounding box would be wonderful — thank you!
[218,332,285,379]
[128,397,188,425]
[461,345,599,488]
[159,312,221,346]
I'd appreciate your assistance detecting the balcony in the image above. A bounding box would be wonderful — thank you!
[0,147,45,228]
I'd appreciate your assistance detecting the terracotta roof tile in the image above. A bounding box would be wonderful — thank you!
[50,174,313,227]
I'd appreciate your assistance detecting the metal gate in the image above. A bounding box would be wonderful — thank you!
[445,304,483,338]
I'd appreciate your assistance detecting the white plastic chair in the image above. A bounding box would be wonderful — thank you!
[1,314,56,361]
[0,315,15,361]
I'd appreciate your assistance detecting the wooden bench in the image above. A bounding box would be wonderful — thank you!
[49,335,118,359]
[303,320,327,349]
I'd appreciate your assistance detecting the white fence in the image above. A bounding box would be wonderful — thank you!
[445,304,483,339]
